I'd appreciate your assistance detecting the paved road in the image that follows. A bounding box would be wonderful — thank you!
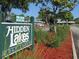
[71,25,79,59]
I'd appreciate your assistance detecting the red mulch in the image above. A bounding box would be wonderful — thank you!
[10,31,72,59]
[33,31,72,59]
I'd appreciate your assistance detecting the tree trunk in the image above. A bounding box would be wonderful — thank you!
[54,25,57,33]
[54,19,57,33]
[45,16,50,31]
[66,20,69,25]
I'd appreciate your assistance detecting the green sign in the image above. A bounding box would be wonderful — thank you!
[16,16,25,22]
[0,22,34,58]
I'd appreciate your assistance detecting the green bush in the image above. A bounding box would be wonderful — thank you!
[42,32,54,47]
[35,25,70,48]
[35,29,48,44]
[52,25,70,47]
[26,56,36,59]
[35,29,54,46]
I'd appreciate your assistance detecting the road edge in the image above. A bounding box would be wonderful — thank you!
[70,30,78,59]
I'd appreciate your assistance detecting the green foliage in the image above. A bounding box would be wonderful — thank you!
[11,13,16,22]
[53,0,68,6]
[0,0,31,21]
[0,0,31,12]
[42,25,70,48]
[65,11,73,20]
[0,11,4,22]
[35,29,55,46]
[26,56,36,59]
[35,29,48,44]
[38,9,46,21]
[52,25,70,47]
[38,9,52,24]
[58,11,73,21]
[26,55,43,59]
[35,25,70,48]
[74,18,79,24]
[37,0,78,25]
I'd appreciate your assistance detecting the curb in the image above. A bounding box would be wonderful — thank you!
[70,30,78,59]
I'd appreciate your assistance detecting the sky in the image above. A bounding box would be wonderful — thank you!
[11,3,41,17]
[71,4,79,19]
[11,3,79,19]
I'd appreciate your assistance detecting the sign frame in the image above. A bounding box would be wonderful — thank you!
[0,22,34,59]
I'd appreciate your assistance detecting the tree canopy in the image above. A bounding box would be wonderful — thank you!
[0,0,78,22]
[37,0,78,24]
[58,11,73,21]
[0,0,29,12]
[0,0,34,21]
[74,17,79,24]
[0,0,78,14]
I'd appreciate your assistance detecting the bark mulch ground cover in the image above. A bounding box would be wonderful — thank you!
[10,31,72,59]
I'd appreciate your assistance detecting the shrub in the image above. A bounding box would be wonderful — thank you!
[35,29,48,44]
[26,56,36,59]
[42,32,55,47]
[52,25,70,47]
[35,25,70,48]
[35,29,55,45]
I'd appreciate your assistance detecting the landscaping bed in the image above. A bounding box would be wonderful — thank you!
[9,25,73,59]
